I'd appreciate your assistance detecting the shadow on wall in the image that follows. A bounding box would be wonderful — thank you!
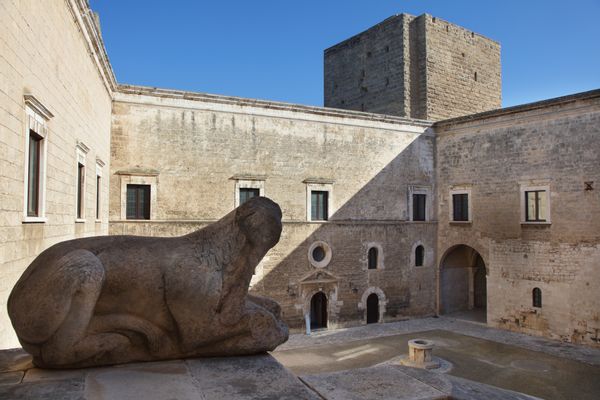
[250,134,437,332]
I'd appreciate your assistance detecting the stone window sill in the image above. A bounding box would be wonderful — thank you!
[22,216,48,224]
[521,221,551,226]
[450,221,472,225]
[75,218,86,223]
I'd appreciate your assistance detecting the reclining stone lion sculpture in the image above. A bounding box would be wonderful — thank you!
[8,197,288,368]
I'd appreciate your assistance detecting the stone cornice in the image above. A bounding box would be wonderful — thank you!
[65,0,117,96]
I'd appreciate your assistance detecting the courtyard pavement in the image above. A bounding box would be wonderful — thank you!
[273,316,600,400]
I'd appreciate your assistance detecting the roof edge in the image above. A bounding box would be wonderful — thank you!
[434,88,600,128]
[115,84,433,127]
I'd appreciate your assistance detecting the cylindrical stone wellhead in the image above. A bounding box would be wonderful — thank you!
[400,338,440,369]
[408,339,434,364]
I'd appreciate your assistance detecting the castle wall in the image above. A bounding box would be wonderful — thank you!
[324,14,501,121]
[110,88,437,330]
[324,15,409,116]
[421,15,501,120]
[435,91,600,346]
[0,0,114,348]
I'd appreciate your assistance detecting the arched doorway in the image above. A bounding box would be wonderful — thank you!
[366,293,379,324]
[440,245,487,322]
[310,292,328,329]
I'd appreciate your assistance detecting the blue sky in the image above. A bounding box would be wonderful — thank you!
[90,0,600,108]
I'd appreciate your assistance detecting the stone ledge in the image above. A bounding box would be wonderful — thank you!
[0,351,320,400]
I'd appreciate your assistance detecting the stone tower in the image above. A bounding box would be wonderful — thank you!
[324,14,502,120]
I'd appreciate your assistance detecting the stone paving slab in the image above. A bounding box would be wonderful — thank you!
[281,316,600,366]
[302,364,541,400]
[301,365,448,400]
[186,354,321,400]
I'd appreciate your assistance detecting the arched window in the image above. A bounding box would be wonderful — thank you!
[368,247,378,269]
[415,245,424,267]
[532,288,542,308]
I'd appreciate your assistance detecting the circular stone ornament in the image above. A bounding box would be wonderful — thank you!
[308,241,332,268]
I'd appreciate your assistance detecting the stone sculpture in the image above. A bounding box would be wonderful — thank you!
[8,197,288,368]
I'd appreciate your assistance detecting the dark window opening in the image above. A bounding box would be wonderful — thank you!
[474,71,478,81]
[368,247,378,269]
[366,293,379,324]
[452,193,469,221]
[533,288,542,308]
[312,246,326,262]
[366,51,372,58]
[96,175,101,220]
[525,190,547,222]
[27,130,42,217]
[385,45,390,53]
[126,184,150,220]
[415,245,425,267]
[311,191,328,221]
[413,194,426,221]
[77,162,84,219]
[239,187,260,205]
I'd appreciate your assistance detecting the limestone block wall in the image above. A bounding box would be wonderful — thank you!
[324,14,409,116]
[110,87,437,330]
[435,91,600,346]
[0,0,114,348]
[324,13,501,121]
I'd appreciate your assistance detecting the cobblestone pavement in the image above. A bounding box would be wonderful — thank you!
[276,316,600,366]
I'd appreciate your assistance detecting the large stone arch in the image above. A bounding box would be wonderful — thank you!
[358,287,387,324]
[439,244,487,321]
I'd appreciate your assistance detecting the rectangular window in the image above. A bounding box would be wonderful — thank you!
[96,175,101,220]
[412,194,426,221]
[27,130,42,217]
[126,184,151,220]
[452,193,469,221]
[239,188,260,205]
[311,191,328,221]
[525,190,547,222]
[77,162,85,219]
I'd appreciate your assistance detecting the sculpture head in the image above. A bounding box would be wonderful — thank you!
[235,197,282,250]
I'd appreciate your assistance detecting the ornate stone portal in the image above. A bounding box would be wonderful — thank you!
[7,197,288,369]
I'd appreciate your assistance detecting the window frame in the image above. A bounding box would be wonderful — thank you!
[520,184,551,225]
[408,185,431,222]
[415,245,425,267]
[22,98,52,223]
[75,143,89,222]
[95,159,104,222]
[449,187,472,223]
[305,180,334,222]
[233,177,265,208]
[311,190,329,221]
[118,171,159,220]
[532,287,542,308]
[365,243,384,270]
[126,184,151,220]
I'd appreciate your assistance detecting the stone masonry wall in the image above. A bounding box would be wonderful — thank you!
[110,88,437,330]
[436,93,600,347]
[324,15,409,116]
[324,14,501,121]
[0,0,113,348]
[422,15,502,120]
